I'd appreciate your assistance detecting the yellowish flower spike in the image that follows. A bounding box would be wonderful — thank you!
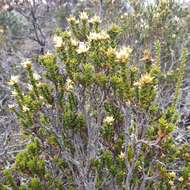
[138,73,154,87]
[79,11,88,20]
[103,116,114,124]
[21,59,32,69]
[76,42,89,54]
[116,46,132,63]
[53,35,63,48]
[8,75,19,85]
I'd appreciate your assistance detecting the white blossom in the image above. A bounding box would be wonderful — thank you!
[103,116,114,124]
[33,72,41,80]
[8,104,15,109]
[71,39,79,47]
[116,46,132,63]
[53,35,63,48]
[8,75,19,85]
[65,79,74,91]
[88,31,109,42]
[21,59,32,68]
[89,15,101,23]
[119,151,125,160]
[22,105,29,112]
[80,11,88,20]
[76,42,89,54]
[28,84,33,90]
[11,90,18,97]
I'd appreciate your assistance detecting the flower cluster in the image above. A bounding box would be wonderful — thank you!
[116,46,132,63]
[8,75,19,85]
[53,35,63,48]
[138,73,154,87]
[76,42,89,54]
[88,31,110,41]
[103,116,114,124]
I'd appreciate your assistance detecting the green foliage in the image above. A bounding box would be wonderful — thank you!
[3,11,190,190]
[0,11,24,38]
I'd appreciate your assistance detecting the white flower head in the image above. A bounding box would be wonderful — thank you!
[104,116,114,124]
[133,82,140,88]
[99,31,110,40]
[53,35,63,48]
[8,104,15,109]
[169,171,176,178]
[116,46,132,63]
[21,59,32,69]
[89,15,101,24]
[178,177,184,182]
[174,16,180,23]
[39,96,44,100]
[172,34,176,39]
[88,32,100,41]
[28,84,33,90]
[168,180,174,186]
[76,42,89,54]
[33,72,41,80]
[11,90,18,97]
[0,29,4,33]
[67,16,77,24]
[65,79,74,91]
[88,31,109,42]
[70,39,79,47]
[8,75,19,85]
[80,11,88,20]
[119,151,125,160]
[138,74,154,87]
[22,105,29,112]
[124,12,128,17]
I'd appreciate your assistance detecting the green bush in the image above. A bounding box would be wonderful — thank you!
[0,11,25,38]
[2,12,190,190]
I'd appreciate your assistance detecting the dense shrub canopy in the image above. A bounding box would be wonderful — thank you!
[0,1,190,190]
[0,11,189,190]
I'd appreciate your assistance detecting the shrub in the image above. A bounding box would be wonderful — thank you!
[2,12,190,190]
[0,11,25,39]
